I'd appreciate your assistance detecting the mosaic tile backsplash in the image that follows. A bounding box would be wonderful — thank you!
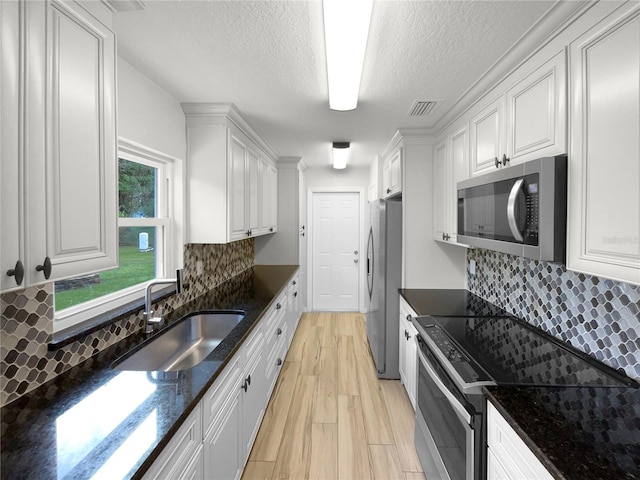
[0,240,254,407]
[467,249,640,382]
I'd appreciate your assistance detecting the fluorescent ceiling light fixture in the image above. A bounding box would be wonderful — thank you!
[323,0,374,111]
[332,142,350,169]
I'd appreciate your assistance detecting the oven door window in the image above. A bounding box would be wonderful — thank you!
[417,349,472,480]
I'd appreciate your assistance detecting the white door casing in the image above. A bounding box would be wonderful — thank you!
[310,191,362,311]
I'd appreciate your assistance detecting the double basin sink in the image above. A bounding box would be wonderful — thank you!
[114,310,245,371]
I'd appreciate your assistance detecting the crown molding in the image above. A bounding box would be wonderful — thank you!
[101,0,145,13]
[181,103,279,161]
[434,0,591,135]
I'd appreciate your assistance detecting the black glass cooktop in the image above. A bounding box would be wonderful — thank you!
[415,315,636,387]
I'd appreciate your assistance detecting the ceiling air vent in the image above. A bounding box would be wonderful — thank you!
[408,100,438,117]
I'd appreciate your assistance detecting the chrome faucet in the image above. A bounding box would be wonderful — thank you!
[144,269,184,334]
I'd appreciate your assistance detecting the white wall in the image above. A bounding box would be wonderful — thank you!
[117,59,186,160]
[304,165,371,190]
[402,142,466,288]
[117,58,186,265]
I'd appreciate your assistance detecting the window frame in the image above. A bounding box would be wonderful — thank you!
[53,139,180,333]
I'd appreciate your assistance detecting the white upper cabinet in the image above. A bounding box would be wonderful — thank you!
[433,140,449,243]
[1,0,117,292]
[183,104,278,244]
[567,3,640,286]
[469,96,506,177]
[382,147,402,198]
[505,50,567,164]
[433,124,468,245]
[469,49,567,177]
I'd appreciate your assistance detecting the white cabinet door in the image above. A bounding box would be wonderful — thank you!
[203,386,243,480]
[229,132,248,242]
[449,125,468,244]
[43,0,117,282]
[143,404,203,480]
[399,297,418,410]
[567,4,640,286]
[469,97,505,177]
[383,148,402,198]
[1,0,29,291]
[506,50,567,164]
[487,403,553,480]
[1,0,117,291]
[433,140,449,243]
[247,148,260,236]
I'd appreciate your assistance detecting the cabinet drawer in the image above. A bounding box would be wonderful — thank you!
[487,403,553,480]
[143,403,202,480]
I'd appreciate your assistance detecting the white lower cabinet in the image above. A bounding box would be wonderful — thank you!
[487,402,553,480]
[398,297,418,410]
[145,272,302,480]
[142,404,203,480]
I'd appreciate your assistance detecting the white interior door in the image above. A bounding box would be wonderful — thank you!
[311,192,360,311]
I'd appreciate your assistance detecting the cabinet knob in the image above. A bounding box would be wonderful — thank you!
[241,380,248,392]
[294,291,297,297]
[276,303,281,310]
[292,280,297,285]
[269,227,274,232]
[36,257,52,279]
[386,188,391,194]
[502,153,509,166]
[246,374,251,386]
[277,358,282,366]
[300,232,305,237]
[406,314,411,321]
[6,260,25,286]
[276,328,282,335]
[494,156,500,168]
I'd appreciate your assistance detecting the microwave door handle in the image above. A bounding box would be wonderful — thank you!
[417,347,472,425]
[507,179,525,242]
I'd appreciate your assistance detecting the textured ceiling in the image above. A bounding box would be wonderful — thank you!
[114,0,558,168]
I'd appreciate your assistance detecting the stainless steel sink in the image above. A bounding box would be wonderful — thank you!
[114,310,245,371]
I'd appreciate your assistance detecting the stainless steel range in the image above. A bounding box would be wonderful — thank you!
[411,314,637,480]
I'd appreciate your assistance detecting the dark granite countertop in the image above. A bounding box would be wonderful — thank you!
[486,386,640,480]
[0,265,298,480]
[399,288,510,317]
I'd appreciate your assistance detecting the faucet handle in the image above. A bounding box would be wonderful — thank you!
[176,269,183,293]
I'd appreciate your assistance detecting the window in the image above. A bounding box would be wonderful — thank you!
[54,140,178,333]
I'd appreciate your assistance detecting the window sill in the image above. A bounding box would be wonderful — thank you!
[48,286,176,351]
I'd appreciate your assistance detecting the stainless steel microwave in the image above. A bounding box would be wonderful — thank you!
[457,155,567,262]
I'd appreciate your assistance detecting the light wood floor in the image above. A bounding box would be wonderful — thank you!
[243,312,426,480]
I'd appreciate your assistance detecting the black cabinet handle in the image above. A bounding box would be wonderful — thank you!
[386,188,391,194]
[241,380,248,392]
[246,229,252,236]
[301,232,305,237]
[406,315,411,321]
[36,257,52,279]
[293,280,297,285]
[294,291,298,297]
[502,153,509,166]
[6,260,25,286]
[276,303,281,310]
[269,227,274,232]
[494,156,500,168]
[276,328,282,335]
[246,374,251,386]
[277,358,282,366]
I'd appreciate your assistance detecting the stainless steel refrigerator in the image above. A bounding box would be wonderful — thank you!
[366,198,402,379]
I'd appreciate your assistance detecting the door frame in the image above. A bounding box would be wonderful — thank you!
[307,187,367,313]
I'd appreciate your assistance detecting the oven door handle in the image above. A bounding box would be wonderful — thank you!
[417,346,472,425]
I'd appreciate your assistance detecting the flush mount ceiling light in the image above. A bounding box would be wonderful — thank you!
[323,0,374,111]
[332,142,350,169]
